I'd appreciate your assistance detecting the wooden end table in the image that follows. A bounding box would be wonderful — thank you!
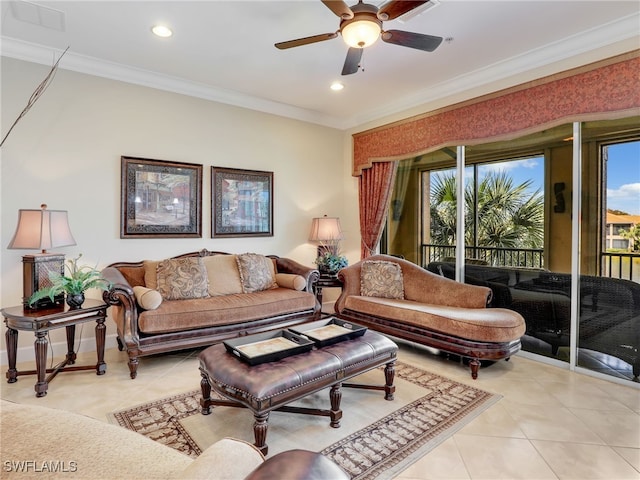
[2,299,108,397]
[314,274,342,312]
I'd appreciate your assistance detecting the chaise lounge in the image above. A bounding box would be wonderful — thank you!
[427,261,640,379]
[334,255,526,379]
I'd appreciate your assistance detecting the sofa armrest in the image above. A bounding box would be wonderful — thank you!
[101,266,140,349]
[179,437,264,480]
[336,255,491,313]
[270,256,320,293]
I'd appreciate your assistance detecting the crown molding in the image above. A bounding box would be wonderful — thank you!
[0,37,347,130]
[345,12,640,129]
[2,11,638,131]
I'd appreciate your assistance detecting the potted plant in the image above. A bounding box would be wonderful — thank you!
[314,251,348,276]
[314,236,349,276]
[28,254,111,309]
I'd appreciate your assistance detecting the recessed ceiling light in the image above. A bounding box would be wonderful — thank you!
[151,25,173,38]
[330,82,344,91]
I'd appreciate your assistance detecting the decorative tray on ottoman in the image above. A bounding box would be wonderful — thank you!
[289,317,367,347]
[223,330,314,365]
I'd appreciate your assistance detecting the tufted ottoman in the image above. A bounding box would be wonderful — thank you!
[198,330,398,455]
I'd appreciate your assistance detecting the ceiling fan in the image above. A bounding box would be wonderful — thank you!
[275,0,443,75]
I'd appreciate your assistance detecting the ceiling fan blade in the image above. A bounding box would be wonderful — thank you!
[275,32,338,50]
[377,1,429,21]
[341,47,363,75]
[381,30,443,52]
[321,0,354,19]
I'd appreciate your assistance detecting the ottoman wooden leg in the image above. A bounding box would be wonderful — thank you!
[384,361,396,400]
[199,370,213,414]
[253,412,270,455]
[329,383,343,428]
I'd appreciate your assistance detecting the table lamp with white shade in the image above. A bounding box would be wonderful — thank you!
[7,204,76,309]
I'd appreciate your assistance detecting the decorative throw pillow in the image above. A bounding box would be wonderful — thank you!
[143,260,160,289]
[275,273,306,291]
[236,253,277,293]
[156,257,210,300]
[360,260,404,299]
[202,255,244,296]
[132,286,163,310]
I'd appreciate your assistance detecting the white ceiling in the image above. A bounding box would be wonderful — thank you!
[1,1,639,130]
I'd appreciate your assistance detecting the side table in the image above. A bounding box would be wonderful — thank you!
[314,274,343,313]
[2,299,108,397]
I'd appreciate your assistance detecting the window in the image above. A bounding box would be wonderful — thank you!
[612,239,629,249]
[416,156,545,267]
[612,224,631,235]
[601,138,640,279]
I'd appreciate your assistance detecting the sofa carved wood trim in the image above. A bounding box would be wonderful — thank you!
[335,255,526,379]
[102,249,320,379]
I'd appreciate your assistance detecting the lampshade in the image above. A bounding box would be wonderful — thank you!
[8,204,76,253]
[341,18,381,48]
[309,216,344,242]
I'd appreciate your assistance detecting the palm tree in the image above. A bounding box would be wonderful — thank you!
[430,170,544,264]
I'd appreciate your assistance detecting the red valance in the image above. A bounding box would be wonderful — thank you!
[352,51,640,176]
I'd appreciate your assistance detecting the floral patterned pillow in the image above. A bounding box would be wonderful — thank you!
[156,257,210,300]
[360,260,404,299]
[236,253,277,293]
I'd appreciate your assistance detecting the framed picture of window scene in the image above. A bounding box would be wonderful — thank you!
[211,167,273,238]
[121,156,202,238]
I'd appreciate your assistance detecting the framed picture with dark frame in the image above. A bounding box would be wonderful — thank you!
[121,156,203,238]
[211,166,273,238]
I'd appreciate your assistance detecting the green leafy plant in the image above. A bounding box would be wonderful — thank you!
[28,254,111,306]
[618,223,640,252]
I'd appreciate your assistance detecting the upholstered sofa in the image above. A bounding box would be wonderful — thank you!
[0,399,348,480]
[427,261,640,379]
[102,250,320,379]
[334,255,526,379]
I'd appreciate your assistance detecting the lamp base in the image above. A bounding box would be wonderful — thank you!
[22,253,65,310]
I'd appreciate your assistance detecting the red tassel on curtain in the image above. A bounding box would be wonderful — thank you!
[359,162,398,259]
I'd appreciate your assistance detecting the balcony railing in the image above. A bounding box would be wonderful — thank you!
[422,244,544,268]
[422,245,639,282]
[602,252,640,282]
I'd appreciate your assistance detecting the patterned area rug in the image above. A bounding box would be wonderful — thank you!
[110,361,500,479]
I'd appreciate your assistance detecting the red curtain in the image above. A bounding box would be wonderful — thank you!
[359,161,398,259]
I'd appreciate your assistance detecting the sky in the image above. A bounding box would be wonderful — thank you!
[472,141,640,216]
[477,157,544,195]
[606,141,640,215]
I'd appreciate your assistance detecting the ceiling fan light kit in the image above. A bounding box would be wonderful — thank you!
[340,3,381,48]
[275,0,443,75]
[341,18,381,48]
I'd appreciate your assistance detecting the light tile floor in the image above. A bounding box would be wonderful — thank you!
[1,341,639,480]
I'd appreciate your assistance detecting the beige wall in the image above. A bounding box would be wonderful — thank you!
[1,57,357,360]
[546,144,573,273]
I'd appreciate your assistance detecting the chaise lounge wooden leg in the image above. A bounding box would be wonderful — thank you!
[469,358,480,379]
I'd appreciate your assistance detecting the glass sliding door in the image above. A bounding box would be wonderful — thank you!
[577,120,640,382]
[382,116,640,384]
